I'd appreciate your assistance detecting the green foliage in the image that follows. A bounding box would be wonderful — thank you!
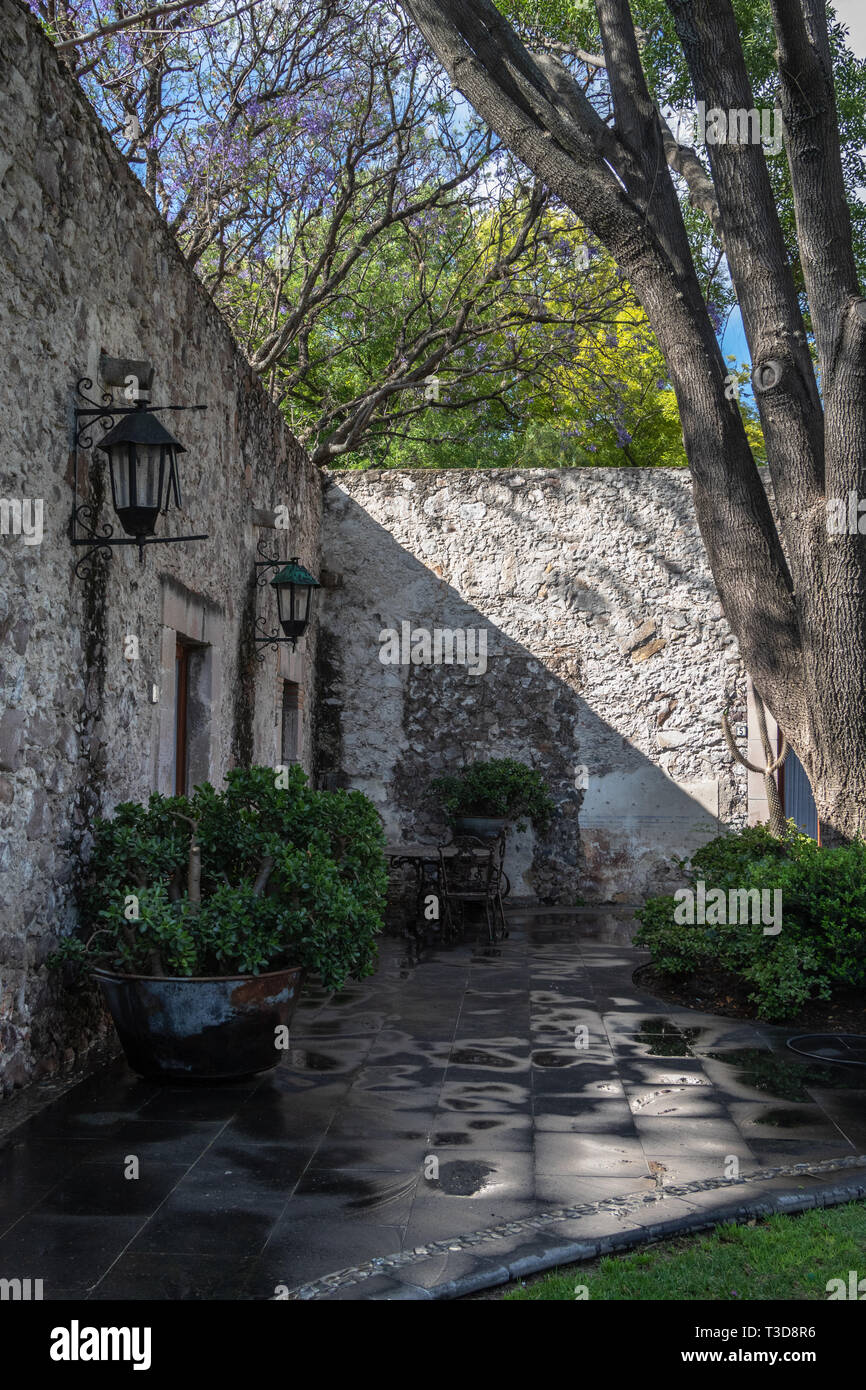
[53,766,387,992]
[431,758,555,831]
[502,0,866,361]
[635,823,866,1020]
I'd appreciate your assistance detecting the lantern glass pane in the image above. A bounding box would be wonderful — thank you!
[276,582,292,626]
[137,443,164,511]
[109,441,165,538]
[110,444,134,511]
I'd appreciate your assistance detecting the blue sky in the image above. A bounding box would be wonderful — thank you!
[722,1,865,378]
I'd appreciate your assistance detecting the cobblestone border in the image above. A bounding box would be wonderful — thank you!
[282,1154,866,1300]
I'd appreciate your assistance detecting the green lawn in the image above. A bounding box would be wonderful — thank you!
[499,1202,866,1300]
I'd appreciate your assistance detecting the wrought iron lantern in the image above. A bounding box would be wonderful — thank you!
[71,368,208,574]
[254,541,320,654]
[98,409,185,543]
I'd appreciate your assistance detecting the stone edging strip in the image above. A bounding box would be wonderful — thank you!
[282,1154,866,1300]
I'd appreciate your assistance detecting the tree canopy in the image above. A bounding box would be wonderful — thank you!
[31,0,784,465]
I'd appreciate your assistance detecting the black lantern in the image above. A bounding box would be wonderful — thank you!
[271,558,320,641]
[71,373,208,576]
[97,406,185,542]
[254,544,320,655]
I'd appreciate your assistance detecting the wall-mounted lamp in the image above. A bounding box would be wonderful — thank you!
[71,365,209,576]
[254,538,320,657]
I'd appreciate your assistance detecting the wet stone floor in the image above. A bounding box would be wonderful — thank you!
[2,916,866,1300]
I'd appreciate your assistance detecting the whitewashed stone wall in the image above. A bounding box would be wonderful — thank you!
[319,468,749,905]
[0,0,322,1094]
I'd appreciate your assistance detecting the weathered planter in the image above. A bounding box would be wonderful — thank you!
[92,965,303,1082]
[455,815,508,839]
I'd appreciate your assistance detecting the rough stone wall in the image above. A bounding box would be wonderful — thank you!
[320,468,749,905]
[0,0,322,1094]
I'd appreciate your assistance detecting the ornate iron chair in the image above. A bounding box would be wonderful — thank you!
[438,832,508,944]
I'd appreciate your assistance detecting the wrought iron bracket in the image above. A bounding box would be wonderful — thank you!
[71,377,209,577]
[253,537,297,661]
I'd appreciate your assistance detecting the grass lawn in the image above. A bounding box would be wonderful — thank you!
[494,1202,866,1300]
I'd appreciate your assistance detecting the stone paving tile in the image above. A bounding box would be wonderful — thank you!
[698,1055,802,1103]
[746,1138,858,1165]
[289,1168,418,1219]
[532,1095,634,1131]
[808,1089,866,1149]
[726,1100,855,1145]
[535,1173,655,1205]
[612,1057,716,1088]
[325,1094,437,1139]
[404,1193,536,1246]
[534,1130,648,1177]
[187,1138,321,1190]
[531,1057,620,1096]
[125,1182,289,1258]
[136,1082,262,1123]
[0,1213,147,1297]
[363,1034,453,1067]
[2,928,866,1299]
[437,1079,529,1112]
[429,1112,533,1152]
[291,1011,390,1038]
[637,1153,755,1183]
[0,1136,108,1230]
[633,1114,748,1158]
[306,1136,429,1173]
[33,1162,190,1219]
[89,1253,260,1301]
[623,1082,732,1120]
[248,1220,409,1294]
[349,1065,446,1095]
[73,1118,231,1167]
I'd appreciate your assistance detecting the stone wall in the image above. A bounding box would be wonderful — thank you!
[319,468,749,904]
[0,0,322,1094]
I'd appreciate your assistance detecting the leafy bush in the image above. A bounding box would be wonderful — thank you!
[635,823,866,1020]
[431,758,555,831]
[53,765,387,991]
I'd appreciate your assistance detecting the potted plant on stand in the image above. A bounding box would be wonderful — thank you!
[51,765,387,1082]
[431,758,555,840]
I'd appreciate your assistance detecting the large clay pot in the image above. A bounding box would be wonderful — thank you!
[92,966,303,1082]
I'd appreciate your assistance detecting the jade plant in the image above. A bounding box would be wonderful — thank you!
[431,758,555,832]
[51,765,387,992]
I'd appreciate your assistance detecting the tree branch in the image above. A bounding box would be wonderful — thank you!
[55,0,205,51]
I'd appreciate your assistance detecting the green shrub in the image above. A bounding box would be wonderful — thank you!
[431,758,555,831]
[52,765,387,992]
[635,822,866,1021]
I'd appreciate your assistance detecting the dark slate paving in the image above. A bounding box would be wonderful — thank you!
[1,914,866,1300]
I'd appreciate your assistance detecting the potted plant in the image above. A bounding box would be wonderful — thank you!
[431,758,555,839]
[51,765,387,1082]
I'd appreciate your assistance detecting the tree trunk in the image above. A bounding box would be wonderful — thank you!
[401,0,866,841]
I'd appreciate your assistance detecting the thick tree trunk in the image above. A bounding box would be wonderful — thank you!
[401,0,866,842]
